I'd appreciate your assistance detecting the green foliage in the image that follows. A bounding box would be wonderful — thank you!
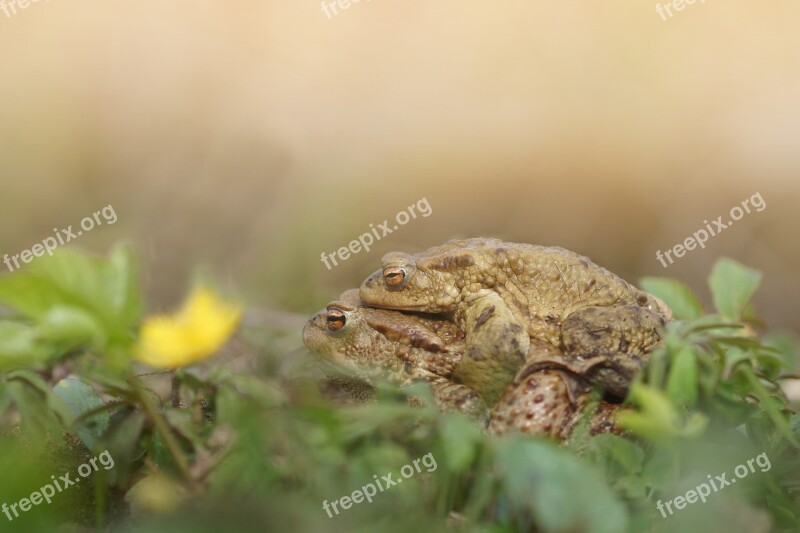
[708,258,763,322]
[496,437,629,533]
[638,259,796,446]
[618,383,708,441]
[0,249,797,532]
[619,258,800,531]
[0,244,141,370]
[53,377,110,450]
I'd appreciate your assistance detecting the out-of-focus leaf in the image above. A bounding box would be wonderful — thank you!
[755,352,786,381]
[28,248,122,325]
[640,277,703,320]
[53,377,110,450]
[225,374,286,408]
[708,258,762,321]
[681,413,710,437]
[0,273,75,321]
[439,414,481,471]
[723,346,754,375]
[496,437,629,533]
[790,412,800,436]
[639,446,677,489]
[0,245,141,356]
[39,307,107,351]
[738,366,797,446]
[588,434,645,476]
[763,333,799,371]
[105,244,142,327]
[7,369,75,426]
[619,384,679,439]
[0,321,52,370]
[100,410,147,487]
[7,381,64,447]
[666,347,698,407]
[619,384,708,441]
[614,475,648,499]
[0,382,11,415]
[165,409,205,448]
[684,316,744,334]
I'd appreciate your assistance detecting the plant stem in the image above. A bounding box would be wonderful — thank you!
[171,373,181,408]
[131,377,199,491]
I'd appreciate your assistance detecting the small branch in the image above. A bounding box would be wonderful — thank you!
[171,373,181,408]
[131,378,199,492]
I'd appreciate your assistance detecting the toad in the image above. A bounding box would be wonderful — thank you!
[303,290,621,439]
[359,238,672,403]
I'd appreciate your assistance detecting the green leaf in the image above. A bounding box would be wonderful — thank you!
[8,381,64,447]
[0,273,76,321]
[763,333,799,370]
[645,346,669,389]
[588,434,645,475]
[640,277,703,320]
[639,446,677,489]
[681,412,710,437]
[790,412,800,435]
[496,437,629,533]
[0,246,142,359]
[53,377,110,450]
[39,306,107,350]
[0,321,52,370]
[619,383,708,440]
[666,347,698,407]
[7,369,75,426]
[622,384,678,432]
[0,382,11,415]
[28,250,114,317]
[708,258,762,321]
[99,410,146,487]
[439,414,481,471]
[739,366,797,446]
[164,409,206,448]
[105,244,142,326]
[613,475,648,499]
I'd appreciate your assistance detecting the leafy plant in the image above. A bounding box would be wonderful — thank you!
[0,248,797,532]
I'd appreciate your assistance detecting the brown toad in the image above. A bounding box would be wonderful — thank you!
[359,238,672,403]
[302,290,622,439]
[303,289,488,422]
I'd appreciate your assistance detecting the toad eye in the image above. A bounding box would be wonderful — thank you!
[383,266,406,287]
[326,309,347,332]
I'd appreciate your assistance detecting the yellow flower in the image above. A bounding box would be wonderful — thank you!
[136,286,242,368]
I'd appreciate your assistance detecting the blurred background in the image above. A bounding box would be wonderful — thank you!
[0,0,798,336]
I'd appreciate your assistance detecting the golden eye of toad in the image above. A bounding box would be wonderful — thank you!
[326,310,346,331]
[383,267,406,287]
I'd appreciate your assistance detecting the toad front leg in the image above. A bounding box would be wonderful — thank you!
[559,304,667,398]
[452,292,529,405]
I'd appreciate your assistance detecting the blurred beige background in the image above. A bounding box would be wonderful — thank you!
[0,1,798,334]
